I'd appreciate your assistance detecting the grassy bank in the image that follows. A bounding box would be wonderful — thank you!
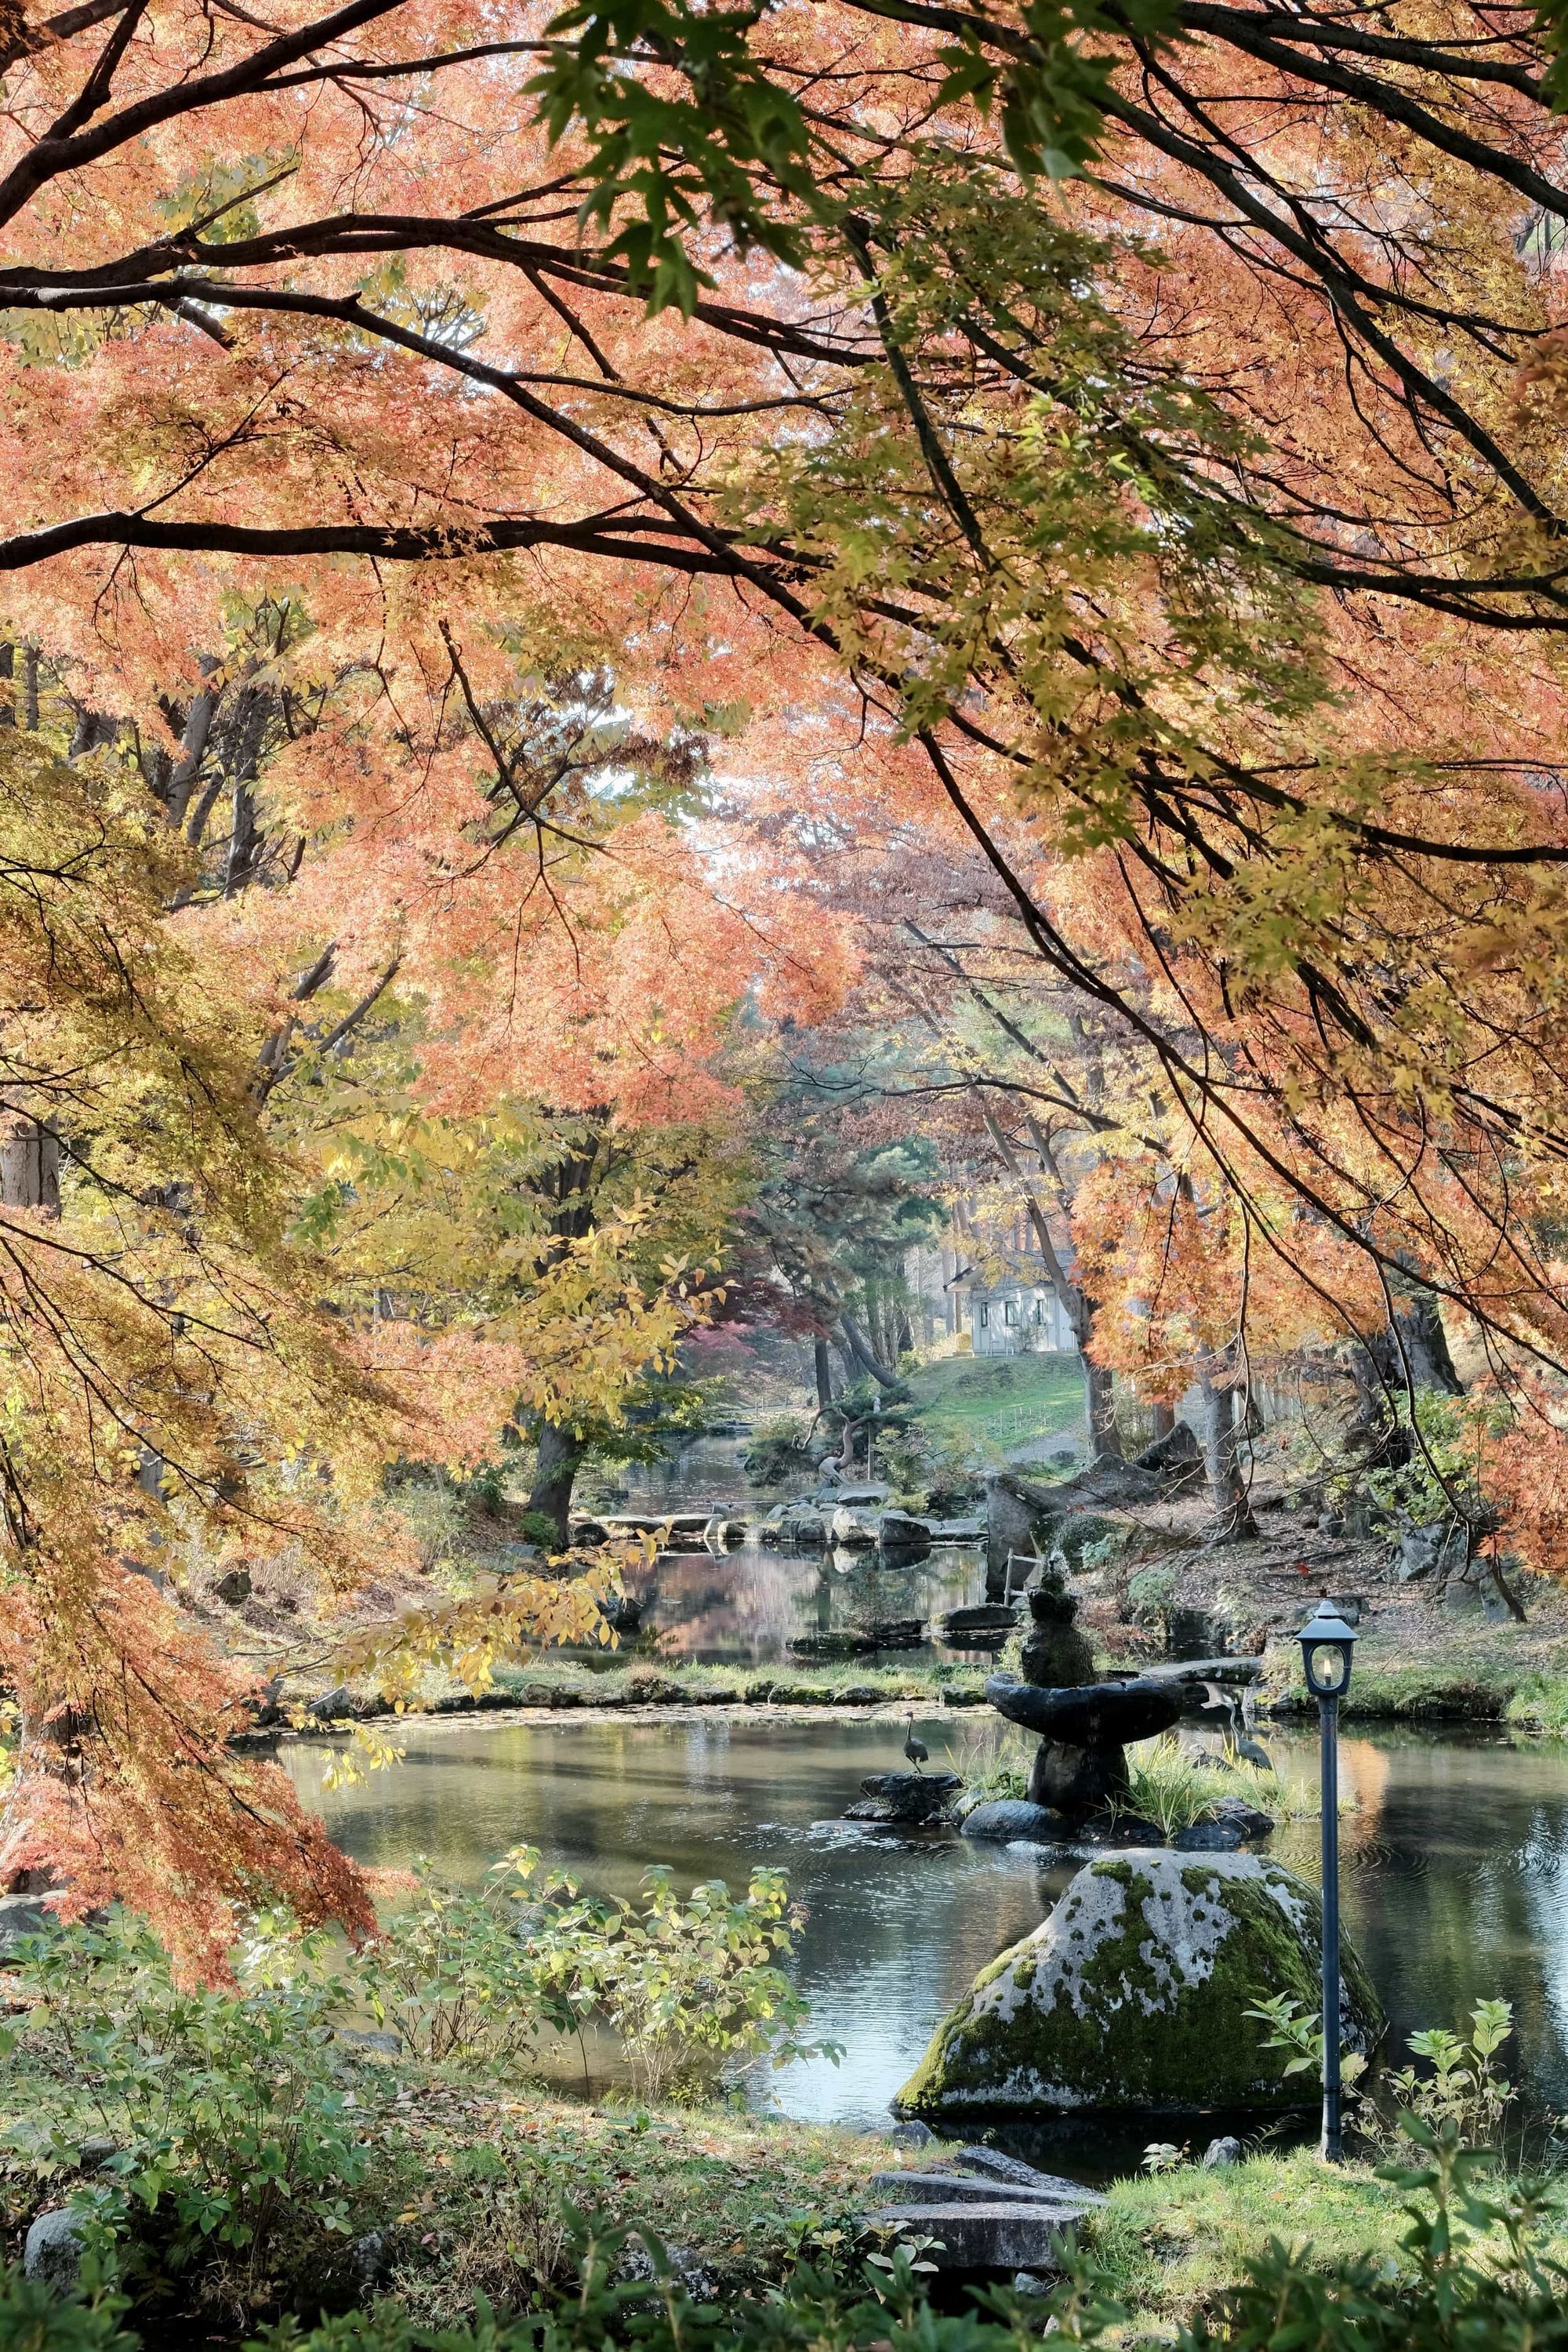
[329,2088,876,2323]
[1083,2148,1568,2324]
[1260,1624,1568,1730]
[903,1353,1085,1450]
[288,1630,1568,1732]
[282,1654,996,1728]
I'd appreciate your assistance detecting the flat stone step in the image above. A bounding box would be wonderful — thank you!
[949,2147,1106,2202]
[869,2171,1087,2208]
[866,2202,1087,2270]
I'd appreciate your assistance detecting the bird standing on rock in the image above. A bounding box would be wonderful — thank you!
[903,1715,929,1774]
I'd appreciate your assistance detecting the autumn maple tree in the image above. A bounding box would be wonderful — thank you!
[11,0,1568,1947]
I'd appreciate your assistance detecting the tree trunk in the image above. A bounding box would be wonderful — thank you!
[1082,1356,1123,1466]
[165,659,220,831]
[0,1115,60,1213]
[813,1337,834,1413]
[1200,1367,1258,1541]
[1149,1400,1176,1442]
[840,1315,899,1389]
[21,646,38,733]
[527,1420,588,1548]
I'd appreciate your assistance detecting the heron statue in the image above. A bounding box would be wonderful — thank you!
[903,1714,930,1774]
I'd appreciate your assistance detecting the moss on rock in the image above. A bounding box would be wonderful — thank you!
[897,1849,1383,2118]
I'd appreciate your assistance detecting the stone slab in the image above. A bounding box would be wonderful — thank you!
[866,2202,1087,2270]
[949,2149,1106,2202]
[869,2172,1081,2208]
[960,1800,1060,1844]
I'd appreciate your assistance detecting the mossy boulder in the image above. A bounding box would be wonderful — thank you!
[897,1850,1383,2118]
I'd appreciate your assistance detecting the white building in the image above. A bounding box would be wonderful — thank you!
[966,1279,1078,1356]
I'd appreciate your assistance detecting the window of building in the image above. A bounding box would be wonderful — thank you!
[1033,1297,1044,1323]
[1004,1298,1018,1326]
[978,1303,989,1328]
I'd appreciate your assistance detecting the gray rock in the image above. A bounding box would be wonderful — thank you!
[829,1506,881,1548]
[337,2027,401,2056]
[1202,2136,1243,2169]
[0,1890,56,1951]
[951,2148,1104,2201]
[1131,1422,1203,1480]
[1397,1524,1465,1583]
[889,2118,935,2148]
[880,1509,934,1553]
[936,1604,1020,1640]
[617,2240,717,2301]
[350,2230,394,2292]
[775,1509,827,1548]
[960,1799,1060,1845]
[1013,2272,1054,2296]
[870,2171,1073,2208]
[308,1684,360,1721]
[846,1771,960,1826]
[1210,1796,1276,1838]
[863,2199,1086,2271]
[24,2209,86,2292]
[898,1849,1385,2119]
[1174,1820,1247,1850]
[212,1565,252,1606]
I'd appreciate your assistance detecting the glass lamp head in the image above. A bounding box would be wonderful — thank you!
[1298,1602,1358,1698]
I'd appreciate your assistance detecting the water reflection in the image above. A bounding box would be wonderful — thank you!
[586,1436,990,1666]
[288,1715,1568,2130]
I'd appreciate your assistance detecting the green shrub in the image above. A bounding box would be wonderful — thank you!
[0,2255,137,2352]
[1250,1993,1519,2158]
[1,1914,368,2289]
[358,1849,837,2102]
[20,2128,1568,2352]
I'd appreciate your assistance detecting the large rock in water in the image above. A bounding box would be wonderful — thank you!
[897,1850,1383,2118]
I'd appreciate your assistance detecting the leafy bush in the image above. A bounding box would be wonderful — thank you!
[1248,1994,1519,2157]
[358,1849,837,2101]
[0,2254,137,2351]
[2,1915,368,2290]
[742,1415,818,1486]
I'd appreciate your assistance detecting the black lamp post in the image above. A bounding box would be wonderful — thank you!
[1298,1602,1359,2161]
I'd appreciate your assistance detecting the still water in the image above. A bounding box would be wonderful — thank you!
[590,1435,987,1666]
[285,1713,1568,2138]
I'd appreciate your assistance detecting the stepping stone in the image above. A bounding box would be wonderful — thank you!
[950,2147,1105,2202]
[863,2147,1102,2270]
[869,2171,1085,2207]
[864,2201,1089,2272]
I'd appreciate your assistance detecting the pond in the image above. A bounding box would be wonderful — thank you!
[285,1711,1568,2158]
[574,1434,990,1666]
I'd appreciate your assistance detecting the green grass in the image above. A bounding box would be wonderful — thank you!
[1085,2151,1419,2321]
[369,2086,876,2320]
[1262,1626,1568,1725]
[903,1352,1085,1451]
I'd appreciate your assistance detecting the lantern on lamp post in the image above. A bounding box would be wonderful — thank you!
[1297,1602,1359,2161]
